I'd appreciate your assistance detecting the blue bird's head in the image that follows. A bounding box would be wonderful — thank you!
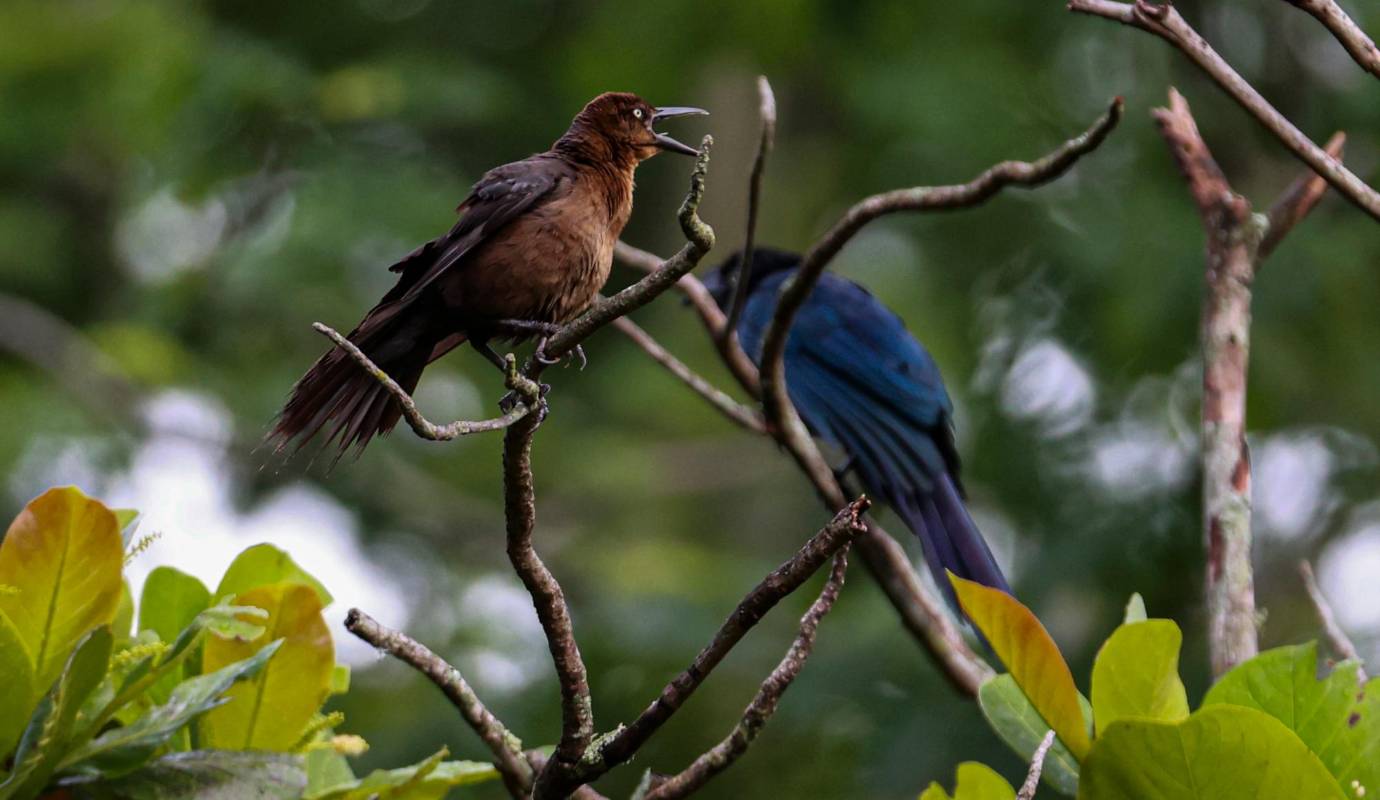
[701,247,802,310]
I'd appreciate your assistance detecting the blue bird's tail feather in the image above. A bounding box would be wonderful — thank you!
[894,473,1010,614]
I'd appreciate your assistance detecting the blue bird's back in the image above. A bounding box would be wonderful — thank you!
[705,249,1010,609]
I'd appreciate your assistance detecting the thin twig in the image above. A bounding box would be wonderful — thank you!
[722,76,777,340]
[503,412,595,800]
[1016,730,1057,800]
[613,243,762,398]
[592,500,870,778]
[1152,89,1260,677]
[645,547,851,800]
[1299,560,1368,682]
[313,322,537,439]
[1283,0,1380,80]
[1260,131,1346,261]
[1068,0,1380,221]
[344,609,534,798]
[612,317,765,434]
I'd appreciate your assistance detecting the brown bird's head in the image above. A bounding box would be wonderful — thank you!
[558,92,707,166]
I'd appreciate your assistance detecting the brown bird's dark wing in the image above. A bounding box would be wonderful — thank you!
[380,155,570,313]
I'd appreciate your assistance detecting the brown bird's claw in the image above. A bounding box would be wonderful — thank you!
[534,339,587,370]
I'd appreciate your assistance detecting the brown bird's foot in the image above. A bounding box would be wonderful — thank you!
[493,319,563,339]
[533,339,587,370]
[498,381,550,414]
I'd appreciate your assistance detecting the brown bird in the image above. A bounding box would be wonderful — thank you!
[269,92,706,456]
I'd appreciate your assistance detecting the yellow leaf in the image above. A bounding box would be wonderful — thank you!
[1091,620,1189,735]
[0,609,35,759]
[199,582,333,751]
[0,486,123,690]
[951,573,1091,759]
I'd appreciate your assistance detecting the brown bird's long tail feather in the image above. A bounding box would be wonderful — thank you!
[269,305,460,459]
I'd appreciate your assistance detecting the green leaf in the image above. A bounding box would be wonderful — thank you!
[305,746,357,797]
[979,674,1081,796]
[1090,620,1189,736]
[114,509,141,545]
[951,573,1091,759]
[329,664,351,696]
[1078,705,1346,799]
[200,583,333,751]
[920,762,1016,800]
[60,639,283,776]
[0,610,36,760]
[1203,642,1379,796]
[305,748,499,800]
[0,627,113,799]
[216,543,333,608]
[139,567,212,645]
[113,580,136,649]
[0,486,125,690]
[63,750,306,799]
[1123,594,1146,624]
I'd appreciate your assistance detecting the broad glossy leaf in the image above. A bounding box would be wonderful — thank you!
[0,487,124,689]
[139,567,211,645]
[0,610,35,760]
[979,674,1081,796]
[305,748,498,800]
[200,583,333,751]
[919,762,1016,800]
[1078,705,1345,799]
[1090,620,1188,736]
[1123,594,1146,624]
[64,749,306,799]
[1203,643,1379,795]
[216,543,332,607]
[0,627,113,799]
[61,639,282,776]
[951,574,1090,759]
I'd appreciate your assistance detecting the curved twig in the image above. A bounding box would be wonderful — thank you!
[645,547,851,800]
[1283,0,1380,80]
[722,77,777,340]
[1068,0,1380,220]
[1299,560,1368,682]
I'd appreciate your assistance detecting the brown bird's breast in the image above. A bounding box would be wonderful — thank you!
[447,167,633,325]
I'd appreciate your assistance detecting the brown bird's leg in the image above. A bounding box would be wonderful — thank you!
[470,338,510,374]
[493,319,588,370]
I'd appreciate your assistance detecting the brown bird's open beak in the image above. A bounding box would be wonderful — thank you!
[651,106,708,156]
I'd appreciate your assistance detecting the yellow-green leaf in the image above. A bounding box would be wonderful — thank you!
[1123,593,1147,624]
[1078,705,1346,799]
[950,573,1090,759]
[920,762,1016,800]
[0,609,36,759]
[0,487,124,690]
[1091,620,1189,736]
[139,566,212,645]
[216,543,333,608]
[112,580,135,647]
[199,582,333,751]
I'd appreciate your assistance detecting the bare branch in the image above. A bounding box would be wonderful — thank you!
[1299,560,1368,682]
[313,322,537,440]
[613,240,763,397]
[594,499,870,775]
[612,317,765,434]
[1068,0,1380,221]
[1260,131,1346,261]
[1015,730,1057,800]
[1152,89,1260,676]
[645,548,851,800]
[344,608,534,798]
[503,411,595,799]
[532,138,715,371]
[722,76,777,339]
[1283,0,1380,80]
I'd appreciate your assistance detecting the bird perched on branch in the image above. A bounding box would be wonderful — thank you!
[703,248,1011,606]
[270,92,706,456]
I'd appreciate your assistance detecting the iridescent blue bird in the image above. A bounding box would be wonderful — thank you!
[703,248,1010,607]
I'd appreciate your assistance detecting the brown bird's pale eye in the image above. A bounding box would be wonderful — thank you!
[632,108,643,120]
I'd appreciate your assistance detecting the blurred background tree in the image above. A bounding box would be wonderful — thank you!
[1,0,1376,796]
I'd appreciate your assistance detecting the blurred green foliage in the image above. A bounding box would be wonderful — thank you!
[1,0,1378,796]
